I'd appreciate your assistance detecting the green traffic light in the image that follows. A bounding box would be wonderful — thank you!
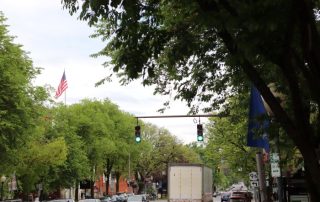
[197,124,203,141]
[197,135,203,141]
[135,136,141,143]
[135,125,141,143]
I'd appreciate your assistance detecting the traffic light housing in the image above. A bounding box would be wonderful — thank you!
[135,125,141,143]
[197,124,203,141]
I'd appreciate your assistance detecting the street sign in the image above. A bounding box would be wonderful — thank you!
[271,162,281,177]
[249,172,259,188]
[250,180,259,187]
[271,153,280,163]
[249,172,258,181]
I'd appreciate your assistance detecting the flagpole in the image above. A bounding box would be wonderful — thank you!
[64,89,67,106]
[247,86,270,202]
[64,69,66,106]
[256,151,268,202]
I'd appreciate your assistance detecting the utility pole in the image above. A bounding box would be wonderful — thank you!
[274,131,283,202]
[256,152,268,202]
[128,153,131,193]
[129,153,131,180]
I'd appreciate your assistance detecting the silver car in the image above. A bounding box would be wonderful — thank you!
[127,195,147,202]
[79,199,101,202]
[47,199,75,202]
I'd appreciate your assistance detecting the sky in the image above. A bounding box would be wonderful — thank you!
[0,0,209,144]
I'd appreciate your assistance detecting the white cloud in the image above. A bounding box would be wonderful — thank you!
[1,0,210,144]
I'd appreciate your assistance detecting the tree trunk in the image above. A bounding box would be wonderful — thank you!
[105,158,113,195]
[115,171,120,193]
[105,172,110,196]
[296,142,320,201]
[90,180,94,198]
[135,171,145,194]
[75,181,79,201]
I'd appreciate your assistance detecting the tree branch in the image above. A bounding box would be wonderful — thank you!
[229,140,248,154]
[295,0,320,80]
[280,51,314,144]
[291,49,320,106]
[218,29,301,141]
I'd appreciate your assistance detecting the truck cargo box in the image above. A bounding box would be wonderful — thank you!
[168,163,213,202]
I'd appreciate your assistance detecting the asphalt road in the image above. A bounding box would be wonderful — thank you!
[152,197,222,202]
[154,195,254,202]
[153,198,222,202]
[213,196,221,202]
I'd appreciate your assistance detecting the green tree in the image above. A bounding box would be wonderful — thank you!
[62,1,320,199]
[0,12,44,173]
[17,137,67,199]
[204,92,300,190]
[46,105,90,199]
[54,99,137,196]
[0,13,60,199]
[58,100,117,196]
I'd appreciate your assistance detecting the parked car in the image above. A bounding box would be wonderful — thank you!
[47,199,75,202]
[111,195,119,202]
[229,194,247,202]
[221,192,231,202]
[79,199,101,202]
[127,195,147,202]
[229,192,251,202]
[100,196,112,202]
[229,197,246,202]
[116,193,127,202]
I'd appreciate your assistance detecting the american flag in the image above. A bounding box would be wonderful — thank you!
[55,71,68,98]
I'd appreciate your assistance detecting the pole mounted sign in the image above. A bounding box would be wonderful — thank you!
[271,153,280,162]
[271,153,281,177]
[249,172,258,181]
[249,172,259,187]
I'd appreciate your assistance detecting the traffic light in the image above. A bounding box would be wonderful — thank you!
[197,124,203,141]
[135,125,141,143]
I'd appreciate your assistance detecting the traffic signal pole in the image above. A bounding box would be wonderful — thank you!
[134,114,221,142]
[135,114,221,119]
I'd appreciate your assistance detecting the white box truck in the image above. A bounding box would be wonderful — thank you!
[168,163,213,202]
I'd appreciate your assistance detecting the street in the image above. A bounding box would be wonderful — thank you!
[153,197,222,202]
[213,196,221,202]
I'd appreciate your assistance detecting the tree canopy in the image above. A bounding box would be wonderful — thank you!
[0,13,43,171]
[0,12,203,199]
[202,92,301,190]
[61,0,320,199]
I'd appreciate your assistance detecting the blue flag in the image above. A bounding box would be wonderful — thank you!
[247,86,270,152]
